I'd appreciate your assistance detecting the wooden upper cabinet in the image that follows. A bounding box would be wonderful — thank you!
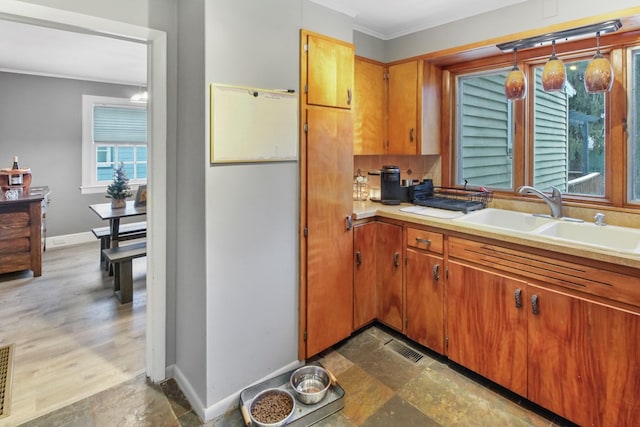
[354,57,385,155]
[305,32,354,109]
[422,61,441,155]
[388,61,420,155]
[353,58,441,155]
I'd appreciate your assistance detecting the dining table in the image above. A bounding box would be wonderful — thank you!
[89,200,146,249]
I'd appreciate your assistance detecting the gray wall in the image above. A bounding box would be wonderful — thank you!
[354,30,386,62]
[199,0,353,411]
[385,0,640,62]
[0,71,141,236]
[203,0,301,409]
[175,0,207,405]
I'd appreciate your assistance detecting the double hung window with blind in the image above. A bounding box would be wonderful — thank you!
[81,95,147,193]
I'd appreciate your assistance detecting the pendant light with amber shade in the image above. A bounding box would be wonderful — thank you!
[541,40,566,92]
[505,48,527,100]
[584,31,613,93]
[497,19,621,97]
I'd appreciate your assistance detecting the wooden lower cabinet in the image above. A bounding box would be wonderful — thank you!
[376,222,403,331]
[405,248,444,353]
[528,284,640,427]
[446,261,528,396]
[353,222,378,329]
[348,219,640,425]
[448,236,640,425]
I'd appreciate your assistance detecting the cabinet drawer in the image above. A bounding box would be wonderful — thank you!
[0,237,29,255]
[0,253,31,274]
[0,211,29,228]
[449,236,640,309]
[407,228,443,254]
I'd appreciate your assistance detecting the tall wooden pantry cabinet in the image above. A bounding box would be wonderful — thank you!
[299,30,355,358]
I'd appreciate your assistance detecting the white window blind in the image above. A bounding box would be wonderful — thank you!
[93,106,147,143]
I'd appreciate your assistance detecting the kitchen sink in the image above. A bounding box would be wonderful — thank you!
[454,208,640,254]
[535,221,640,253]
[454,208,556,232]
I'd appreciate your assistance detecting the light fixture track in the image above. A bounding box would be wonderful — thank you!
[496,19,622,52]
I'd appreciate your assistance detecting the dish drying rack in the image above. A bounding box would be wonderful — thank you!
[433,186,493,205]
[413,182,493,213]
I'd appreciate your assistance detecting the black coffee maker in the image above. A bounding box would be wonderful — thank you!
[368,165,413,204]
[380,165,404,204]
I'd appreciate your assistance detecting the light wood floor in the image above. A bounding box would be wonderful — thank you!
[0,241,146,426]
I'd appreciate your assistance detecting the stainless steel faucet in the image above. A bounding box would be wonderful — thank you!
[594,212,606,226]
[517,186,563,218]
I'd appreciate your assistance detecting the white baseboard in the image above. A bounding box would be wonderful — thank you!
[167,360,303,422]
[46,231,96,249]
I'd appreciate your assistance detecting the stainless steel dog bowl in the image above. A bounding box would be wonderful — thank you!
[248,388,295,427]
[289,365,331,405]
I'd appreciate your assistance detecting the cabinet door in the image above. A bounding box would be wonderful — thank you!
[305,33,354,109]
[447,261,528,396]
[305,106,354,357]
[387,61,418,155]
[422,61,441,155]
[354,58,385,154]
[406,248,444,353]
[528,284,640,427]
[377,222,403,331]
[353,222,377,329]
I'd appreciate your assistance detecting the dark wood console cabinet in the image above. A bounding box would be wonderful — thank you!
[0,187,49,276]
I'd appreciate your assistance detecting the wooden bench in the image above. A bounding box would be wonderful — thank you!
[102,241,146,304]
[92,221,146,270]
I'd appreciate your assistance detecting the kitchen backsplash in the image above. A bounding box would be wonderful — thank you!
[354,154,640,229]
[354,154,441,185]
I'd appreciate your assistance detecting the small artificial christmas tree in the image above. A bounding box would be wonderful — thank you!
[106,163,133,208]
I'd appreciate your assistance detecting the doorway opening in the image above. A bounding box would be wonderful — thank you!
[0,2,167,424]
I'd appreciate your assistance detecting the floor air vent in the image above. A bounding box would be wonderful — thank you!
[384,339,423,363]
[0,344,14,418]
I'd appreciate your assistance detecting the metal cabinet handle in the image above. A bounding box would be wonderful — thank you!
[356,251,362,267]
[515,288,522,309]
[393,252,400,268]
[433,264,440,280]
[345,215,352,231]
[531,295,539,315]
[347,88,353,105]
[409,128,415,142]
[415,237,431,247]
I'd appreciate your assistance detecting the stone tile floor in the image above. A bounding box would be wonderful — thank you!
[19,325,576,426]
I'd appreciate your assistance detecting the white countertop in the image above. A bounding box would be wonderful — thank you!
[353,201,640,270]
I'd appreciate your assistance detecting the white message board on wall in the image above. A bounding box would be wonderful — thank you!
[210,84,298,163]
